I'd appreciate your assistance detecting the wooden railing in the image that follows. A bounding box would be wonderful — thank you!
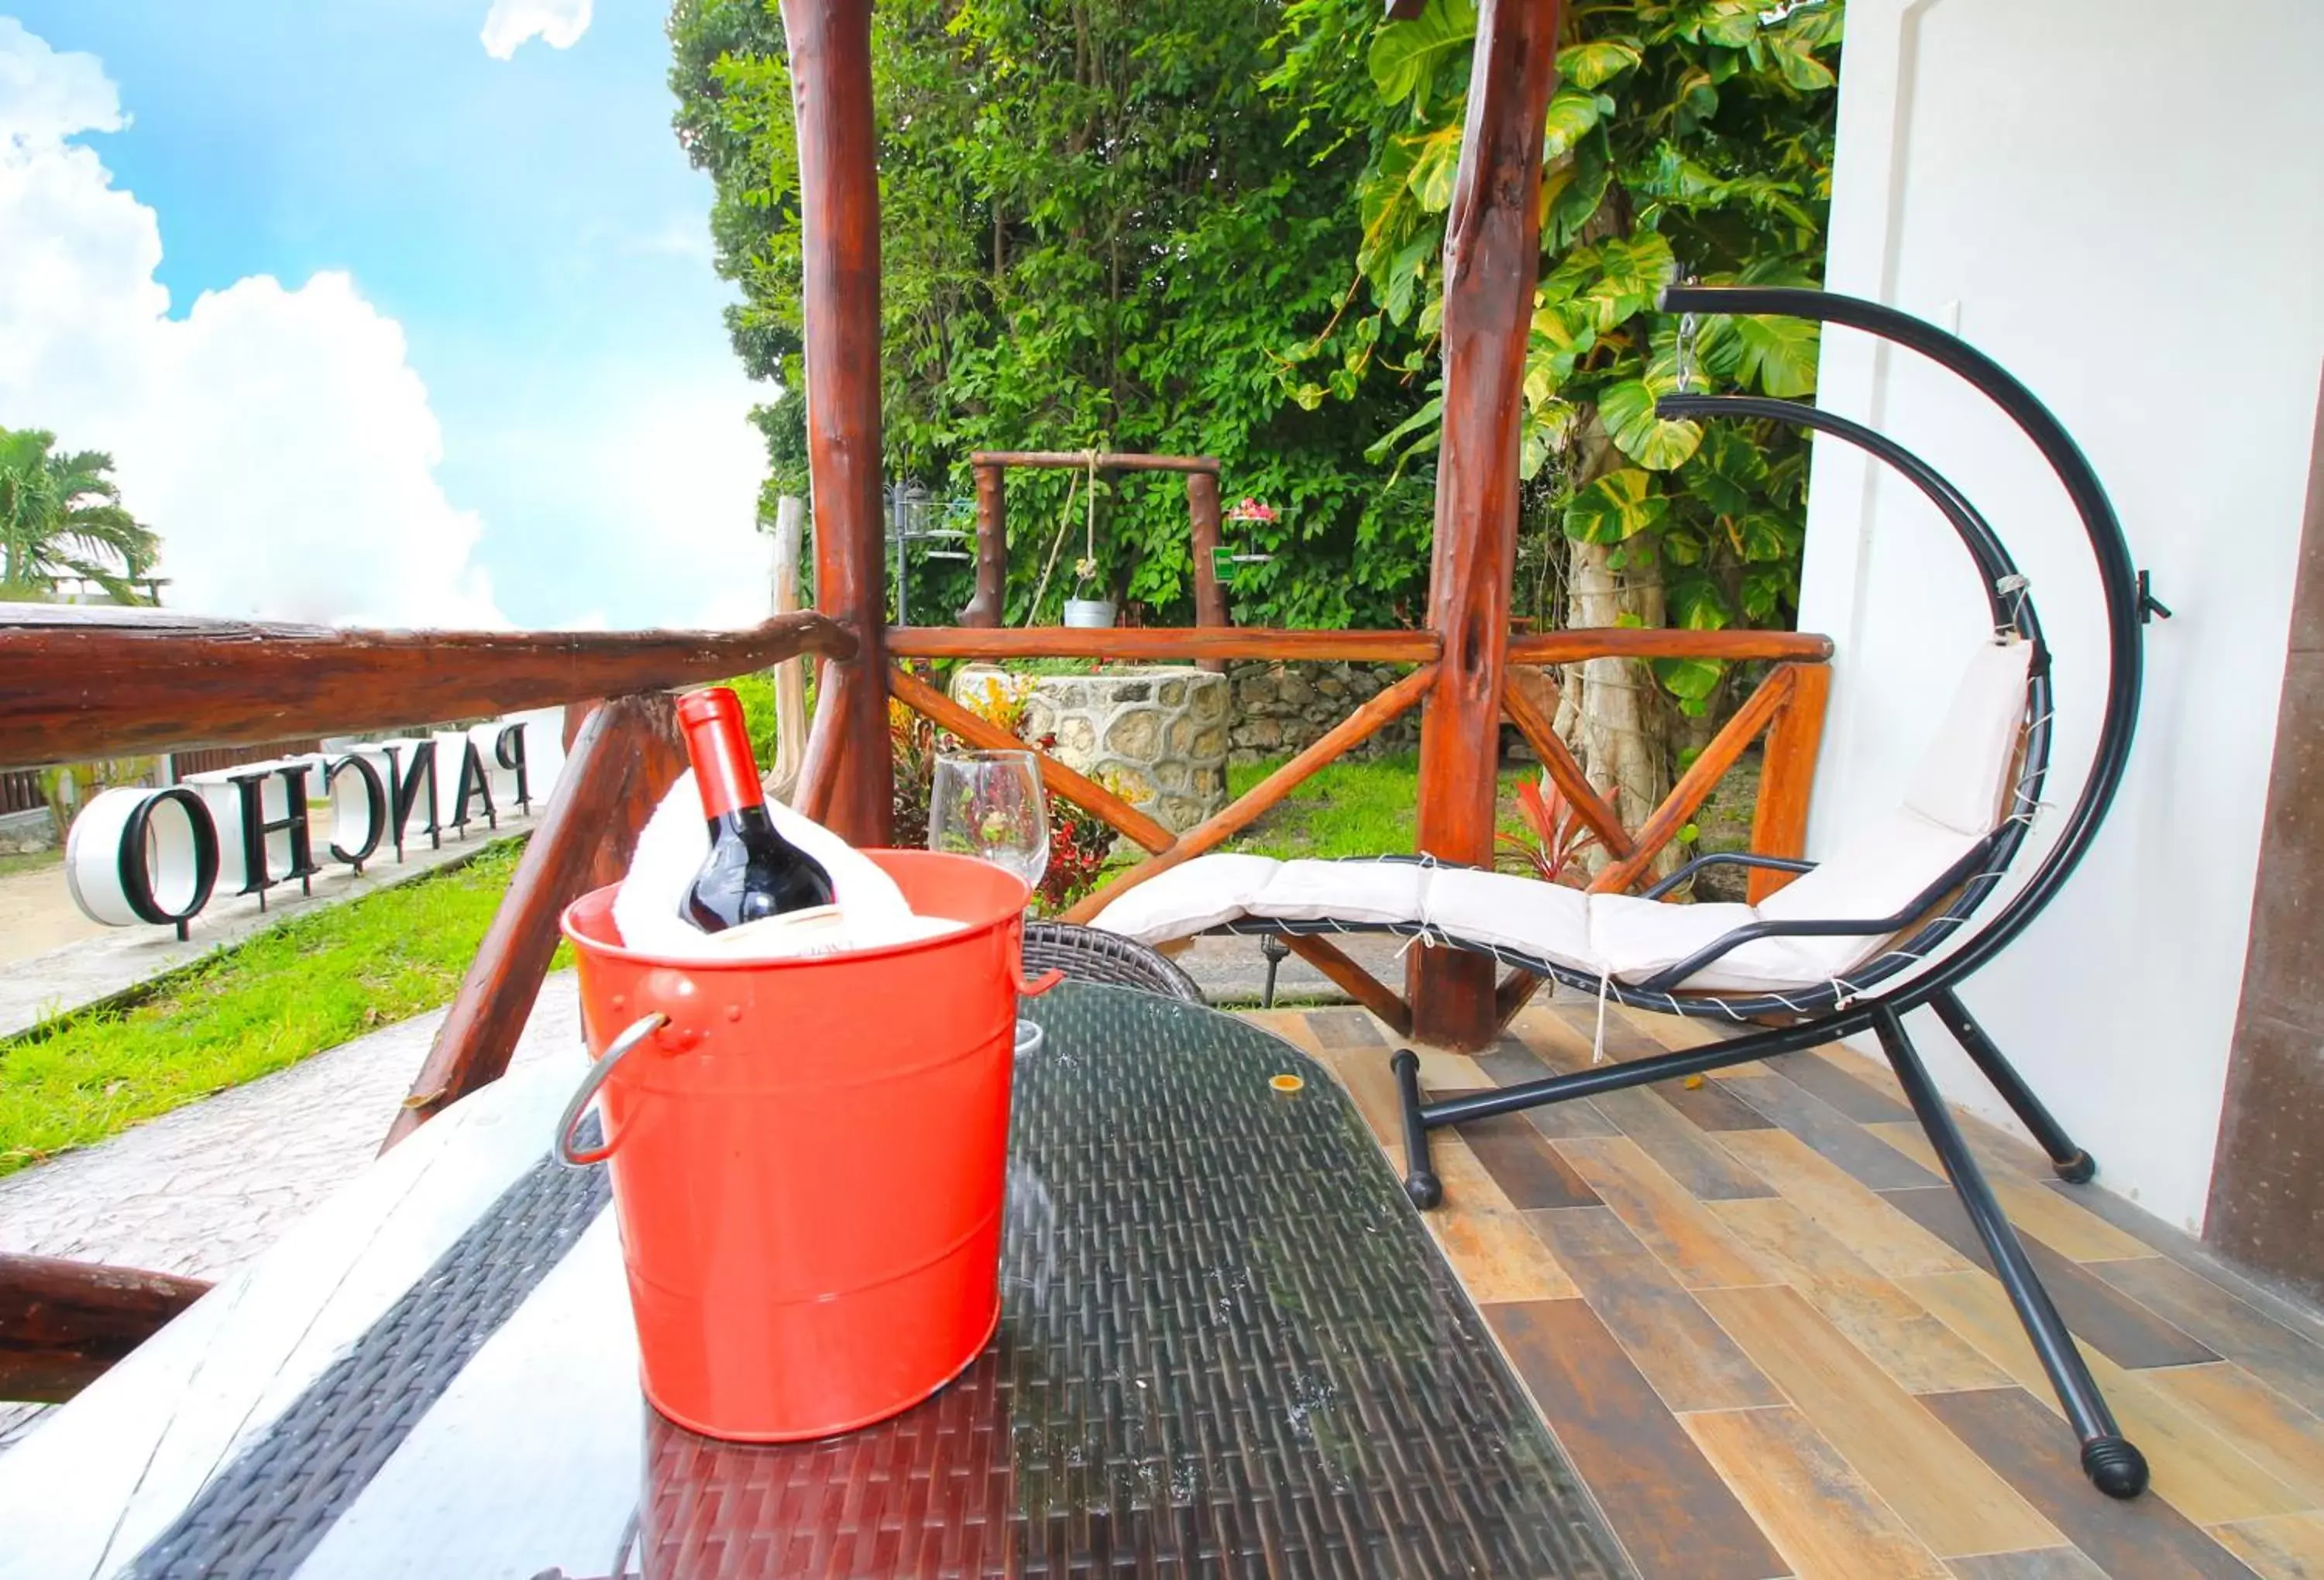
[867,620,1834,1034]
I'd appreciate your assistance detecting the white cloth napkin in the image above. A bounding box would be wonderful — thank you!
[611,771,957,960]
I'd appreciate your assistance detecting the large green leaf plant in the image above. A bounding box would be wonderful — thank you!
[1270,0,1841,711]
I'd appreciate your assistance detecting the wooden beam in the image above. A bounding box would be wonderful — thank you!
[886,665,1176,854]
[1494,968,1545,1028]
[784,0,892,845]
[1499,668,1634,860]
[791,659,847,824]
[0,609,854,770]
[1409,0,1562,1052]
[1,1252,210,1403]
[968,451,1219,476]
[1064,664,1439,924]
[1186,469,1230,653]
[1747,661,1831,902]
[1282,933,1413,1036]
[381,692,685,1149]
[886,627,1441,663]
[1589,665,1796,895]
[766,498,812,802]
[959,463,1006,628]
[1508,627,1834,665]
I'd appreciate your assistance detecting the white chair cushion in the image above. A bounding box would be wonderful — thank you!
[1420,867,1596,971]
[1586,894,1828,993]
[1091,854,1280,946]
[1755,805,1988,978]
[1249,858,1429,926]
[1903,638,2033,834]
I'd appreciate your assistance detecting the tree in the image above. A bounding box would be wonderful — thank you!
[1267,0,1841,843]
[0,428,160,604]
[668,0,1442,628]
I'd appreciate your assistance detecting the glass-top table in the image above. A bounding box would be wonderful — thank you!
[1,983,1629,1578]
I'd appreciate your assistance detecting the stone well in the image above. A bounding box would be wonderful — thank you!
[951,665,1229,833]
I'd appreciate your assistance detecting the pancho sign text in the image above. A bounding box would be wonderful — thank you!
[67,714,565,934]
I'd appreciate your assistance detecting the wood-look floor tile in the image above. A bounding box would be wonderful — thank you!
[1882,1189,2217,1369]
[1431,1094,1602,1209]
[2087,1259,2324,1422]
[1528,1207,1782,1411]
[1683,1405,1952,1579]
[1870,1118,2051,1183]
[1507,1015,1782,1200]
[2209,1512,2324,1579]
[1716,1129,1975,1279]
[2145,1364,2324,1507]
[1483,1298,1789,1580]
[1710,1195,2010,1394]
[1303,1042,1403,1159]
[1471,1037,1624,1138]
[1770,1049,1916,1124]
[1421,1136,1580,1301]
[1901,1273,2307,1527]
[1551,1135,1772,1288]
[1695,1283,2059,1557]
[1945,1550,2110,1578]
[1535,1005,1776,1130]
[1920,1387,2261,1579]
[1858,1125,2164,1262]
[1302,1008,1387,1049]
[1726,1073,1946,1190]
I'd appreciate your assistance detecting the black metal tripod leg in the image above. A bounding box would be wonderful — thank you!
[1872,1005,2147,1499]
[1928,987,2095,1182]
[1390,1049,1443,1209]
[1260,933,1288,1011]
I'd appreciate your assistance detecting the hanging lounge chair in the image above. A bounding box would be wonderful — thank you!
[1090,287,2159,1501]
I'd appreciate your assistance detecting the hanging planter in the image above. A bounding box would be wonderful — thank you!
[1063,556,1116,627]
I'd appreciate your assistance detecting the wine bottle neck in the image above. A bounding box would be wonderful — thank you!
[676,689,765,821]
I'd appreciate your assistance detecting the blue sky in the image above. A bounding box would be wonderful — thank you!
[0,2,771,628]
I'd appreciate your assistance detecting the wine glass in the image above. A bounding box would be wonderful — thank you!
[930,750,1050,895]
[930,750,1050,1053]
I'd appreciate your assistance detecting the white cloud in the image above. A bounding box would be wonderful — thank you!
[0,19,121,146]
[0,21,503,627]
[480,0,593,60]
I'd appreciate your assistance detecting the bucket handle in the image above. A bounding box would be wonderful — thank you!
[555,1012,667,1168]
[1019,967,1065,998]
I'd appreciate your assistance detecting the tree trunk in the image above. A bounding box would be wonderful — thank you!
[1559,425,1676,877]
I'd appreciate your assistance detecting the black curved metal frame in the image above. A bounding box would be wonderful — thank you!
[1382,287,2151,1499]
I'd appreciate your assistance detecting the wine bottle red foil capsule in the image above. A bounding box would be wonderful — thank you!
[676,688,763,819]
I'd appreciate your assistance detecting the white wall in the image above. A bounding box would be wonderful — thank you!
[1803,0,2324,1230]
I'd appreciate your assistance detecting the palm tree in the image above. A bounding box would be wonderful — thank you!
[0,427,160,604]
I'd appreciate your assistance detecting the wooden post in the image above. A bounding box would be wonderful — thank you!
[1187,470,1229,665]
[784,0,892,845]
[1748,661,1831,901]
[960,463,1006,627]
[1408,0,1561,1050]
[381,693,686,1150]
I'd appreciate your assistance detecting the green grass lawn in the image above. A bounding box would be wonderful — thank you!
[0,837,542,1176]
[0,847,62,881]
[1219,750,1537,862]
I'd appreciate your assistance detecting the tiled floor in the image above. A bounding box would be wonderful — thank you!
[1246,1001,2324,1580]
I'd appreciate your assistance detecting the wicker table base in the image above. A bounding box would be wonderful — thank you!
[134,984,1630,1579]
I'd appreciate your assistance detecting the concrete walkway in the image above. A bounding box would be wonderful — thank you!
[0,812,538,1039]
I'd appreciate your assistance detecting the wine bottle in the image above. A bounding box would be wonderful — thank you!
[674,687,836,932]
